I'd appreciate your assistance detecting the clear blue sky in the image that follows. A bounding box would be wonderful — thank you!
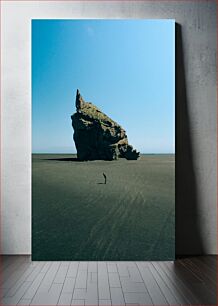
[32,19,175,153]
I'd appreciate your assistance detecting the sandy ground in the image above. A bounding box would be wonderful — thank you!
[32,154,175,260]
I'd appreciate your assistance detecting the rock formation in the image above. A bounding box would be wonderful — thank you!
[71,89,140,161]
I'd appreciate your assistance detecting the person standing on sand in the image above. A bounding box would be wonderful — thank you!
[103,173,107,184]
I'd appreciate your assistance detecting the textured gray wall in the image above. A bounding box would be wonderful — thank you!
[1,1,217,254]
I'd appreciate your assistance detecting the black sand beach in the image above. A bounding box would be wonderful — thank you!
[32,154,175,260]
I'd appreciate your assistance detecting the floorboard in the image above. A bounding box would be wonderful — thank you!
[0,256,216,305]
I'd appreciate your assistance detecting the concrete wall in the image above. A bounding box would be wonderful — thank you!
[1,1,217,255]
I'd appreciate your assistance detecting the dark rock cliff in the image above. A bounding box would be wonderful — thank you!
[71,90,140,161]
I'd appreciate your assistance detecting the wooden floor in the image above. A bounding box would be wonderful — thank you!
[0,256,216,305]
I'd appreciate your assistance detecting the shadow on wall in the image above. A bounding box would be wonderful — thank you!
[175,23,205,256]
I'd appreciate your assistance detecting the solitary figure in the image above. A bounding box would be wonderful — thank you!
[103,173,107,184]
